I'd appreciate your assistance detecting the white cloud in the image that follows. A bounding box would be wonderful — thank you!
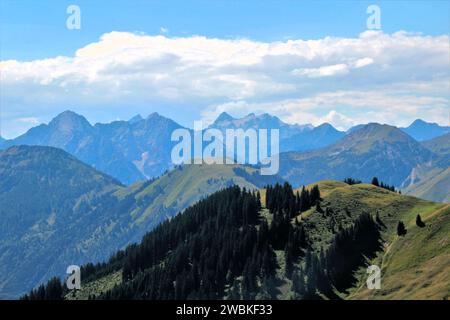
[293,63,349,78]
[353,57,374,68]
[17,117,40,124]
[0,30,449,136]
[160,27,169,34]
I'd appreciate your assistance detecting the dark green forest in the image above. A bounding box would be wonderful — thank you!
[22,183,383,300]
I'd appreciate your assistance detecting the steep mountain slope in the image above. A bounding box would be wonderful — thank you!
[279,123,435,187]
[34,180,448,300]
[4,111,186,184]
[403,167,450,203]
[349,203,450,300]
[401,133,450,202]
[346,124,366,134]
[94,112,185,180]
[401,119,449,141]
[421,132,450,156]
[0,146,282,298]
[0,145,123,298]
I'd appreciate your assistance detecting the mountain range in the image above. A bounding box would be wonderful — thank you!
[279,123,446,188]
[2,111,448,187]
[2,111,185,184]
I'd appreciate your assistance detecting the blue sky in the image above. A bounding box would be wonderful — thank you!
[1,0,449,138]
[2,0,449,60]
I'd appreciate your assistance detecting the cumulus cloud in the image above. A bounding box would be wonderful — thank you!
[0,30,449,137]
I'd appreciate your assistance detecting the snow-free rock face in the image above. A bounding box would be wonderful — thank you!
[5,110,185,184]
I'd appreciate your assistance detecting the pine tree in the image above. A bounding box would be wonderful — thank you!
[310,185,320,205]
[371,177,379,187]
[397,221,407,236]
[416,214,425,228]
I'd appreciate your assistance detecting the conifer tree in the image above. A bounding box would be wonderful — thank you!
[397,221,407,236]
[416,214,425,228]
[371,177,379,187]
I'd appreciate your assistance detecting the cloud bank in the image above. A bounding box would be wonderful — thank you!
[1,30,449,137]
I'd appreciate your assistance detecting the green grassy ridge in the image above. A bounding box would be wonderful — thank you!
[295,181,440,250]
[64,164,279,298]
[76,163,274,248]
[63,180,448,300]
[113,164,276,228]
[289,181,448,299]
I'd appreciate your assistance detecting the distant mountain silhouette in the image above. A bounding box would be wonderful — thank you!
[3,111,449,185]
[209,112,345,152]
[401,119,449,141]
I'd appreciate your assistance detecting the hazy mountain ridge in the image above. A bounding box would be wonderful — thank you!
[401,119,449,141]
[3,111,185,184]
[3,111,448,186]
[282,123,345,152]
[209,112,343,152]
[279,123,439,187]
[421,132,450,156]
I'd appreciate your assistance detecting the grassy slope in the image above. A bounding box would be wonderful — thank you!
[69,180,449,300]
[294,181,449,299]
[348,204,450,300]
[116,164,263,227]
[237,181,448,300]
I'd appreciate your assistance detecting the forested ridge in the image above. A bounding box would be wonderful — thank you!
[23,182,384,300]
